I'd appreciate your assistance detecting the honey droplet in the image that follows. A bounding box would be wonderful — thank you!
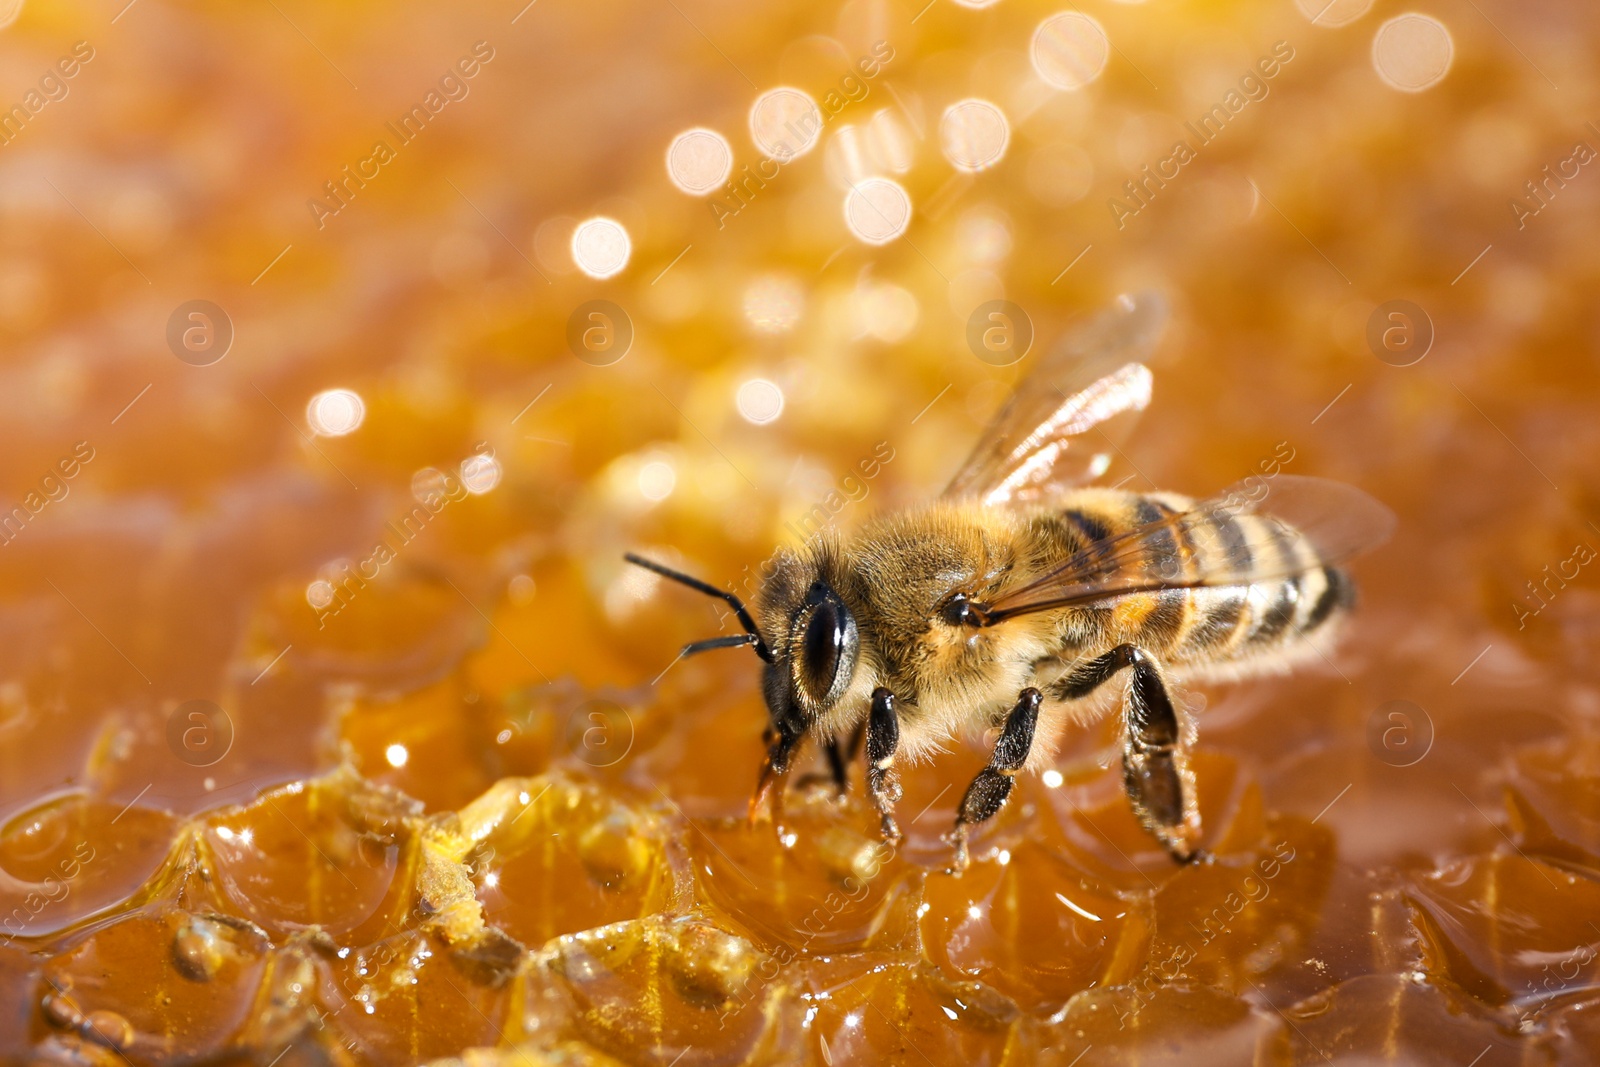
[41,988,83,1029]
[172,916,228,981]
[665,921,761,1007]
[576,808,651,889]
[83,1009,135,1051]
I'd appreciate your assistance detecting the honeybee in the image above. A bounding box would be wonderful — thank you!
[627,293,1394,869]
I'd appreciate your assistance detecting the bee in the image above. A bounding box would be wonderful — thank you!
[627,293,1394,869]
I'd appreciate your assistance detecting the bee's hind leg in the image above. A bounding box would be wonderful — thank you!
[947,687,1042,875]
[1058,644,1203,864]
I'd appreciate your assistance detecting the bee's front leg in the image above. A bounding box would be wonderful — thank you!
[748,726,803,825]
[947,687,1041,875]
[866,688,903,844]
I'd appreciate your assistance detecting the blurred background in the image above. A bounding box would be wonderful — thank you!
[0,0,1597,1063]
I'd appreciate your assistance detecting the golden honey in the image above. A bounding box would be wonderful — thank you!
[0,0,1597,1063]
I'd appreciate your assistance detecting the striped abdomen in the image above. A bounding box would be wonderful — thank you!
[1036,488,1354,669]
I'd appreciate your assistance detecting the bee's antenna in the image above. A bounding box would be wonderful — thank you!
[624,553,775,663]
[683,633,764,657]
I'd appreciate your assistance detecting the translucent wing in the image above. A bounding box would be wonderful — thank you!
[974,476,1396,624]
[943,292,1169,507]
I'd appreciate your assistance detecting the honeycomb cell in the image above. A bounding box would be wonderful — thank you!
[919,839,1151,1011]
[426,1043,634,1067]
[326,929,518,1062]
[1041,985,1272,1066]
[196,776,419,944]
[1032,750,1257,890]
[1274,974,1512,1064]
[461,775,672,948]
[0,792,177,941]
[1406,849,1600,1013]
[797,958,1021,1067]
[37,908,272,1060]
[545,915,783,1065]
[686,792,920,956]
[1141,819,1336,997]
[1506,746,1600,867]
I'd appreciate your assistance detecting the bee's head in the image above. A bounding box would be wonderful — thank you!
[758,564,861,741]
[622,547,864,742]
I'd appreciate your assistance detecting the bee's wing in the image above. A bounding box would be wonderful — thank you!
[978,475,1397,622]
[942,292,1169,507]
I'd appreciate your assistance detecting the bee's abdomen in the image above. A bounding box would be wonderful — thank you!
[1041,490,1353,665]
[1171,565,1351,663]
[1165,499,1354,662]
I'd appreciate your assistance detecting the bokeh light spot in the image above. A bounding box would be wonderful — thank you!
[844,178,912,244]
[411,467,450,505]
[638,459,677,501]
[736,379,785,424]
[750,87,822,160]
[1031,12,1110,91]
[940,99,1011,172]
[1372,14,1453,92]
[571,216,631,278]
[460,452,502,495]
[508,574,537,604]
[666,127,733,194]
[306,389,365,437]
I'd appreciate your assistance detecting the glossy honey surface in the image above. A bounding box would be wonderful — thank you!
[0,0,1597,1063]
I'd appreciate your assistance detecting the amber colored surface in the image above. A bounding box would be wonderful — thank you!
[0,0,1598,1063]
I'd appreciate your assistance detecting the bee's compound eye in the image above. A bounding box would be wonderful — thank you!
[800,599,846,702]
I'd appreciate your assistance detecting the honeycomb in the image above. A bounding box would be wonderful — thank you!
[1,0,1598,1064]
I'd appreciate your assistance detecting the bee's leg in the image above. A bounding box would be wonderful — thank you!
[844,718,866,763]
[866,688,903,843]
[947,687,1042,874]
[788,720,864,799]
[748,726,803,825]
[824,736,849,795]
[1119,650,1203,864]
[796,735,850,796]
[1058,644,1202,864]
